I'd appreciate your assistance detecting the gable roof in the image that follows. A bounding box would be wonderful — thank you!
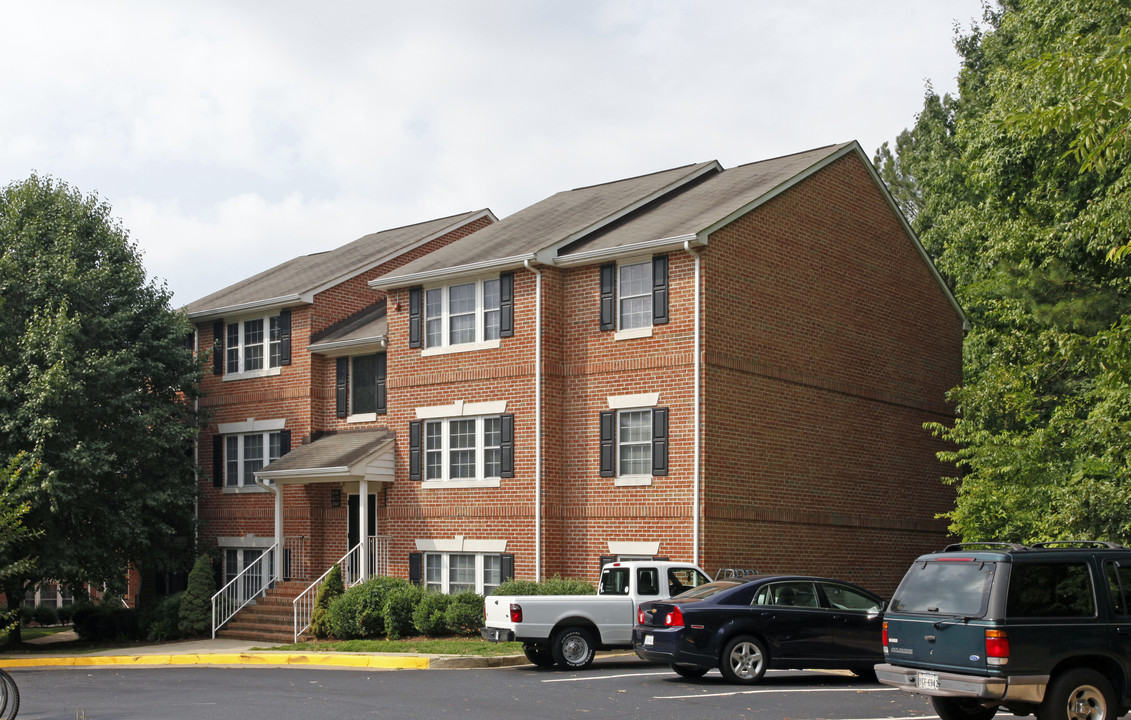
[255,429,395,485]
[369,161,721,288]
[184,209,495,320]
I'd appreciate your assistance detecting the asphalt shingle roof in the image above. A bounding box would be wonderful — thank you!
[259,430,394,475]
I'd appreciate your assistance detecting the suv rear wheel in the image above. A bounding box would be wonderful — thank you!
[1039,668,1114,720]
[930,697,997,720]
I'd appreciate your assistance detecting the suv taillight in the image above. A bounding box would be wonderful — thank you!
[985,629,1009,665]
[882,621,888,648]
[664,607,684,628]
[509,603,523,623]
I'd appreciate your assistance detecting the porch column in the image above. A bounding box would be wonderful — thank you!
[359,476,369,582]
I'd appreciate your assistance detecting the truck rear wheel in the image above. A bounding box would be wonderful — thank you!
[523,643,555,667]
[551,627,596,670]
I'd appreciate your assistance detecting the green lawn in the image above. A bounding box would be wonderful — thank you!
[262,637,524,656]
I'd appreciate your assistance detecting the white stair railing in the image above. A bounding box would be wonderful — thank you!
[211,543,278,638]
[292,537,391,642]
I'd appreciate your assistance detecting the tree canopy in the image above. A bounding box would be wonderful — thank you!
[0,174,203,606]
[877,0,1131,543]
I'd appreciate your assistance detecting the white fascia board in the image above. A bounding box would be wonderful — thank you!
[550,234,701,267]
[536,161,723,263]
[369,254,538,290]
[307,337,386,356]
[187,295,306,322]
[255,466,351,481]
[310,209,499,297]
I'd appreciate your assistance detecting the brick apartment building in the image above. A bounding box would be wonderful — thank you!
[185,141,965,639]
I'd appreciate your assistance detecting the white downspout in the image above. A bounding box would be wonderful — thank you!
[359,476,369,582]
[684,240,702,567]
[523,259,543,581]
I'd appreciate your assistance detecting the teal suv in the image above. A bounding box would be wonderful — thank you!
[876,542,1131,720]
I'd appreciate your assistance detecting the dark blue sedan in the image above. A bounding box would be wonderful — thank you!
[633,575,885,684]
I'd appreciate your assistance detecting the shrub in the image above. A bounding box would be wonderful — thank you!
[309,564,344,639]
[56,603,75,625]
[382,584,424,639]
[72,603,140,641]
[328,576,413,639]
[494,575,595,596]
[443,592,484,636]
[32,604,58,626]
[17,606,32,626]
[179,554,215,637]
[142,593,184,642]
[412,592,451,636]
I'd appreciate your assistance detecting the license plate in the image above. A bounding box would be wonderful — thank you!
[643,634,654,647]
[917,672,939,691]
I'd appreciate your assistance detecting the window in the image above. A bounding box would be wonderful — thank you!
[410,409,513,485]
[223,547,273,602]
[599,407,668,483]
[217,310,291,378]
[409,273,513,351]
[418,553,509,595]
[599,255,668,336]
[336,353,387,419]
[1007,562,1096,618]
[421,417,503,481]
[1106,561,1131,616]
[224,431,285,488]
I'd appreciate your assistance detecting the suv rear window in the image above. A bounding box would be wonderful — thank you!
[890,560,995,616]
[1006,562,1095,617]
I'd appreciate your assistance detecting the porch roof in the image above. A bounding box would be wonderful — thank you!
[255,429,395,485]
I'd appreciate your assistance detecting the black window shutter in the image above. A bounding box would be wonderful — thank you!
[652,407,669,476]
[278,309,292,365]
[408,287,423,348]
[335,357,349,418]
[280,429,292,456]
[652,254,669,325]
[500,554,515,584]
[500,413,514,478]
[499,272,514,338]
[212,320,224,375]
[599,410,616,477]
[599,263,616,332]
[183,330,195,351]
[212,435,223,487]
[375,353,387,415]
[599,555,616,572]
[409,420,423,481]
[408,552,423,586]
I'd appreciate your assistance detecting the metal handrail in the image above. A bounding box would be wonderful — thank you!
[211,543,277,639]
[293,543,362,642]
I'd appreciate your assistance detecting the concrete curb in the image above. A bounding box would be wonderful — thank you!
[1,652,527,670]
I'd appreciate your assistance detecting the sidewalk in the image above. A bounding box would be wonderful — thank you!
[0,631,528,671]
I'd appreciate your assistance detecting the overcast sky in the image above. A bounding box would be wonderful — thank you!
[1,1,986,307]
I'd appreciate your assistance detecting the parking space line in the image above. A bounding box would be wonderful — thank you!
[541,671,674,683]
[657,686,901,699]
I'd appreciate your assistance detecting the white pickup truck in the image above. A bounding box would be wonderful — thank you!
[481,560,710,669]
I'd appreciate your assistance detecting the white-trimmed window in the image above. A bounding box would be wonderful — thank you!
[423,416,503,481]
[423,553,505,595]
[226,314,285,376]
[409,274,512,353]
[223,547,273,601]
[599,255,669,338]
[599,396,669,485]
[225,431,284,488]
[618,261,652,331]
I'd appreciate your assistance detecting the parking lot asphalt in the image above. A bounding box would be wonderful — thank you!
[0,631,530,670]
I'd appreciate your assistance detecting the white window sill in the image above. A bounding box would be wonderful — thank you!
[222,367,283,382]
[347,412,379,424]
[614,326,653,341]
[614,475,654,487]
[420,478,502,489]
[223,485,270,494]
[421,339,501,357]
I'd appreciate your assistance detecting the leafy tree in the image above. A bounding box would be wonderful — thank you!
[178,554,215,636]
[881,1,1131,543]
[0,455,38,640]
[0,174,203,637]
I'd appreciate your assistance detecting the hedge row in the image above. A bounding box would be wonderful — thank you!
[317,575,483,640]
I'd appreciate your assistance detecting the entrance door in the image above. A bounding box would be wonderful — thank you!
[347,494,377,579]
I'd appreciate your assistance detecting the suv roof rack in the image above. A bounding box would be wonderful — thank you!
[714,568,759,580]
[942,542,1029,552]
[1030,540,1126,550]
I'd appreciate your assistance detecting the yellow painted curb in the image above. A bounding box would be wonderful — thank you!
[0,653,432,670]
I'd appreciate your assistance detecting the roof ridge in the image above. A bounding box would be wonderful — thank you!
[568,161,713,193]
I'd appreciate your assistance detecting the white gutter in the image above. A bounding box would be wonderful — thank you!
[550,233,701,267]
[684,239,702,567]
[369,253,538,290]
[186,294,305,322]
[523,259,543,581]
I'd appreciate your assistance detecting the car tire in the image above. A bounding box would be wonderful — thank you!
[931,696,998,720]
[853,664,878,682]
[523,643,555,668]
[670,663,709,679]
[1038,668,1114,720]
[718,635,768,684]
[551,627,596,670]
